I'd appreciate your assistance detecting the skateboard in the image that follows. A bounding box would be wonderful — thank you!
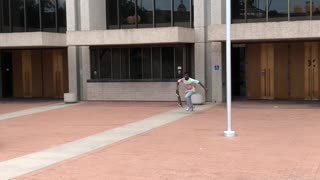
[176,89,183,107]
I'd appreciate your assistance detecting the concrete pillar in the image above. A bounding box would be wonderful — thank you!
[80,0,106,31]
[66,0,79,31]
[67,46,79,100]
[210,0,226,25]
[79,46,91,100]
[211,42,226,103]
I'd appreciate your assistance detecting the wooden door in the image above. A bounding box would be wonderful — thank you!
[22,50,32,98]
[305,42,319,100]
[274,43,289,99]
[260,44,274,99]
[52,49,64,98]
[246,44,261,99]
[289,43,305,99]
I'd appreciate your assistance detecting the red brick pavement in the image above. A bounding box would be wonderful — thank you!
[15,101,320,180]
[0,102,176,162]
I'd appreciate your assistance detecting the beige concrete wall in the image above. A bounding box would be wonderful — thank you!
[0,33,66,48]
[209,21,320,42]
[67,27,195,46]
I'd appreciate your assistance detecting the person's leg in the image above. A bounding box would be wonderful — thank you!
[185,91,194,111]
[189,92,195,112]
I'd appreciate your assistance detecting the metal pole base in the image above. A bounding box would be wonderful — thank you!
[224,131,236,137]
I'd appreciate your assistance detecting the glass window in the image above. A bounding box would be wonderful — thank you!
[155,0,171,27]
[268,0,288,21]
[162,47,174,79]
[107,0,119,29]
[120,0,136,29]
[174,0,191,27]
[112,48,121,79]
[1,0,11,32]
[26,0,40,32]
[121,49,130,79]
[57,0,66,32]
[290,0,311,20]
[142,48,152,79]
[232,0,246,23]
[130,48,142,79]
[42,0,56,32]
[312,0,320,19]
[137,0,153,28]
[152,47,161,79]
[11,0,25,32]
[90,45,193,81]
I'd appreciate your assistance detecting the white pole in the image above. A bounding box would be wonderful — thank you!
[224,0,236,137]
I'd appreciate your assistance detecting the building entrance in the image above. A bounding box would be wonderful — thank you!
[235,42,320,100]
[0,49,68,99]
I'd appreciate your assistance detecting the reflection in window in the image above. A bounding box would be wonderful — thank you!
[312,0,320,19]
[268,0,288,21]
[42,0,56,32]
[174,0,191,27]
[155,0,171,27]
[26,0,40,31]
[247,0,266,22]
[90,45,193,81]
[11,0,25,32]
[232,0,246,23]
[58,0,66,32]
[120,0,136,29]
[290,0,310,20]
[137,0,153,28]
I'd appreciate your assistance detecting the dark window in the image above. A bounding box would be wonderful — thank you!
[155,0,171,27]
[121,48,130,79]
[152,47,161,79]
[175,47,183,78]
[90,45,193,81]
[112,48,121,79]
[247,0,266,22]
[120,0,136,29]
[290,0,311,20]
[137,0,153,28]
[100,49,112,79]
[41,0,56,32]
[26,0,40,32]
[1,0,11,32]
[232,0,245,23]
[11,0,25,32]
[130,48,142,79]
[58,0,66,32]
[162,47,174,79]
[268,0,288,21]
[174,0,191,27]
[107,0,119,29]
[90,49,100,79]
[142,48,152,79]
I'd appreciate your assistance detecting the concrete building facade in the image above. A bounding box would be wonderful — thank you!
[1,0,320,102]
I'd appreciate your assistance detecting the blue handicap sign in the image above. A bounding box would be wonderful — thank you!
[214,65,220,71]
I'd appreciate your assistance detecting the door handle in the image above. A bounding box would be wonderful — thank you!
[308,59,312,67]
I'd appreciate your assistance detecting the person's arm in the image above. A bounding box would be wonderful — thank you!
[199,82,208,92]
[176,82,180,92]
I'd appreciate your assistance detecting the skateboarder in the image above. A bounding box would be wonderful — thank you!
[176,72,208,112]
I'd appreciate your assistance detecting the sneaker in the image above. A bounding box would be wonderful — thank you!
[187,107,193,112]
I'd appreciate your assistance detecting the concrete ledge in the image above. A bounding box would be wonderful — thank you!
[67,27,195,46]
[64,93,78,103]
[208,21,320,42]
[191,93,205,105]
[0,32,66,48]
